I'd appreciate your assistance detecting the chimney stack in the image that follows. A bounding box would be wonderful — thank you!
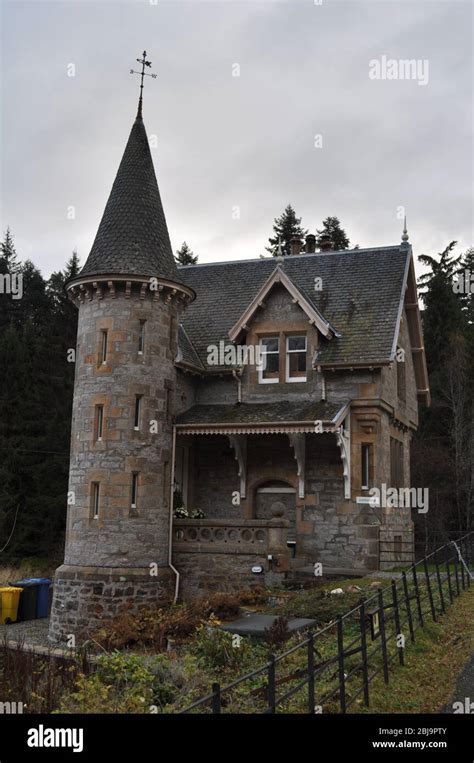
[305,234,316,254]
[290,236,302,256]
[318,233,332,252]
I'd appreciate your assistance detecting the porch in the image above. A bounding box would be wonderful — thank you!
[172,401,367,579]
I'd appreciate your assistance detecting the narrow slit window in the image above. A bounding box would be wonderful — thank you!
[138,320,146,354]
[100,330,108,364]
[131,472,139,509]
[95,405,104,441]
[286,335,307,382]
[258,336,280,384]
[361,443,371,490]
[91,482,100,519]
[134,395,142,430]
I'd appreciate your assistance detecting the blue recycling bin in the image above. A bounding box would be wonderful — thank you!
[11,578,51,619]
[30,578,51,618]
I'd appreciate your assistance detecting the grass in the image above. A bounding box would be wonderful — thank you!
[353,586,474,714]
[1,568,472,714]
[0,558,56,585]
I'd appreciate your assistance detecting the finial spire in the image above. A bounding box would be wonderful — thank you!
[130,50,157,119]
[401,215,409,243]
[277,237,283,256]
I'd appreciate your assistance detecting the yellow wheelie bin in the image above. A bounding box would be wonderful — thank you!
[0,586,23,624]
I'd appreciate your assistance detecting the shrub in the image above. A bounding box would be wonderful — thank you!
[192,620,253,670]
[201,593,241,620]
[263,616,291,648]
[91,604,201,651]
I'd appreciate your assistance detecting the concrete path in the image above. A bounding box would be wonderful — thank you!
[444,654,474,714]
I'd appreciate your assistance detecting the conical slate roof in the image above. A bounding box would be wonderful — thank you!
[79,115,181,282]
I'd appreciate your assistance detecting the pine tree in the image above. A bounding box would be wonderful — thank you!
[175,242,198,265]
[266,205,307,256]
[0,227,19,271]
[316,216,350,251]
[412,241,473,543]
[0,228,20,330]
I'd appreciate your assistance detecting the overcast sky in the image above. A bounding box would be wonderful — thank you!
[1,0,472,278]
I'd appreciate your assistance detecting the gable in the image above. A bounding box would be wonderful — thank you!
[228,266,336,343]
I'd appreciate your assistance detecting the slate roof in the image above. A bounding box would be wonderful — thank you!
[175,400,347,427]
[79,116,183,284]
[178,247,410,369]
[177,324,204,370]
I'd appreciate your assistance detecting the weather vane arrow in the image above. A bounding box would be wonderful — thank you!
[130,50,157,118]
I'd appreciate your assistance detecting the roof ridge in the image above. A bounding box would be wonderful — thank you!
[178,245,403,269]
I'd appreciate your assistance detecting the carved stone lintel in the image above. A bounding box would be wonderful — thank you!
[227,435,247,500]
[288,433,305,499]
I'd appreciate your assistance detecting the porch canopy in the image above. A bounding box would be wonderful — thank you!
[175,400,351,500]
[175,400,349,435]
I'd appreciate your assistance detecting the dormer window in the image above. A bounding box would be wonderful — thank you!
[258,336,279,384]
[286,335,307,382]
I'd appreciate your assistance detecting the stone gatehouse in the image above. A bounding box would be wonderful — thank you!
[48,93,430,642]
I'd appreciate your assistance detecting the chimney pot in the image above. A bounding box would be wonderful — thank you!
[290,236,302,256]
[305,234,316,254]
[319,233,332,252]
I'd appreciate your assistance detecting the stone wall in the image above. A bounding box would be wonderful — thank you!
[190,435,241,518]
[173,518,289,599]
[49,565,173,643]
[64,283,181,570]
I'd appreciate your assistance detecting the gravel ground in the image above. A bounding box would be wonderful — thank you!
[0,618,51,647]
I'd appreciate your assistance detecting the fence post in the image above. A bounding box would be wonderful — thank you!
[378,589,390,684]
[267,653,276,714]
[459,541,466,590]
[359,600,370,707]
[453,547,461,596]
[461,537,470,589]
[423,557,437,622]
[445,545,454,604]
[307,632,315,714]
[391,580,404,666]
[337,615,346,714]
[402,571,415,643]
[211,682,221,714]
[412,566,424,627]
[435,549,446,614]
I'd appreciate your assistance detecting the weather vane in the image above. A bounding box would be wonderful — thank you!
[130,50,157,118]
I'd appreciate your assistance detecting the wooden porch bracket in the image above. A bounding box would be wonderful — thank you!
[336,416,351,499]
[288,433,306,499]
[227,435,247,499]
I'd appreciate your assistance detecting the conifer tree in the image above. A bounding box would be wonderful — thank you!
[266,205,307,256]
[316,216,350,251]
[175,242,198,265]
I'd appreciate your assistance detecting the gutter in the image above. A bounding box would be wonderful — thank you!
[232,368,243,403]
